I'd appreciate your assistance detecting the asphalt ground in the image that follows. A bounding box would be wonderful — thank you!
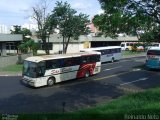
[0,56,160,114]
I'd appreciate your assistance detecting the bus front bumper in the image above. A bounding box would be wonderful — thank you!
[146,65,160,69]
[22,77,36,87]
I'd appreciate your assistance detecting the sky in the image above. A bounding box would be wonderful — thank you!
[0,0,102,28]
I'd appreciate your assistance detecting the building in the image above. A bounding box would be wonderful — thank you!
[34,34,138,54]
[22,23,38,31]
[0,34,23,56]
[35,34,91,54]
[87,22,100,36]
[0,25,8,34]
[90,36,138,47]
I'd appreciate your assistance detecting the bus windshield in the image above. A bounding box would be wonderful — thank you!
[23,61,46,78]
[23,61,37,78]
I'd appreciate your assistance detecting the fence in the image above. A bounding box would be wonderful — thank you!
[0,53,32,68]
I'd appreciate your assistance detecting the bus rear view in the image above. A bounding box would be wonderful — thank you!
[146,47,160,69]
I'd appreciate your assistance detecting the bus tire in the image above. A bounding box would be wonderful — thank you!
[125,48,129,51]
[84,70,90,78]
[47,77,55,86]
[111,57,114,63]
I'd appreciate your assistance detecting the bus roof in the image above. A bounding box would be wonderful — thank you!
[81,46,121,51]
[25,51,101,63]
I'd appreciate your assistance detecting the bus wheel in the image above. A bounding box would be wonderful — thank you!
[111,57,114,63]
[125,48,129,51]
[84,71,90,78]
[47,77,55,86]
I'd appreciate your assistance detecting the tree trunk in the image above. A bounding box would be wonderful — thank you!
[62,36,65,54]
[63,36,68,54]
[42,39,49,55]
[64,36,70,54]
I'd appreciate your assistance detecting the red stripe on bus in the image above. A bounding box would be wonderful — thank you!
[76,63,96,78]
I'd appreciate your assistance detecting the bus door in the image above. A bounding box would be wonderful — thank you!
[36,61,46,85]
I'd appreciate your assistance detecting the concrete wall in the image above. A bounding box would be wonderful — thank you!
[37,43,86,54]
[0,54,32,68]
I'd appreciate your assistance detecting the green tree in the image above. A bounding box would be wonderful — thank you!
[11,26,32,41]
[11,26,34,54]
[21,28,32,42]
[49,1,90,53]
[93,0,160,42]
[18,39,40,55]
[10,25,22,34]
[140,26,160,42]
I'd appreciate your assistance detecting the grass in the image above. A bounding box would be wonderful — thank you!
[16,87,160,120]
[122,51,145,56]
[0,64,23,73]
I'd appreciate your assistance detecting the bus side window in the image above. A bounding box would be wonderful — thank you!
[121,44,125,47]
[72,57,81,66]
[118,48,121,53]
[106,49,110,54]
[52,60,60,69]
[113,49,117,53]
[37,62,45,77]
[110,49,115,54]
[46,60,61,69]
[90,55,100,62]
[46,60,52,69]
[81,56,90,63]
[63,58,73,67]
[101,50,106,55]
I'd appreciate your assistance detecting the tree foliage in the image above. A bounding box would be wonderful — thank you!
[10,26,32,41]
[10,25,22,34]
[18,39,40,55]
[32,0,54,55]
[21,28,32,42]
[10,25,39,55]
[49,1,90,53]
[93,0,160,42]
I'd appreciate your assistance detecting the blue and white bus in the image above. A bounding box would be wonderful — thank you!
[80,46,122,63]
[146,47,160,69]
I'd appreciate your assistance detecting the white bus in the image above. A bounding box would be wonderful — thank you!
[22,52,101,87]
[146,47,160,69]
[80,46,122,63]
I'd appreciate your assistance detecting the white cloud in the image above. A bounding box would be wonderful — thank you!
[72,2,92,11]
[97,9,104,14]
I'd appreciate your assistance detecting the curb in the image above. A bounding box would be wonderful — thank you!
[122,54,146,59]
[0,73,22,77]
